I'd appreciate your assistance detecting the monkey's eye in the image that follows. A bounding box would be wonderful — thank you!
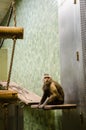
[44,77,50,79]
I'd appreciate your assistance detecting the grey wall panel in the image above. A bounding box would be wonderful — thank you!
[58,0,81,104]
[80,0,86,114]
[59,0,86,130]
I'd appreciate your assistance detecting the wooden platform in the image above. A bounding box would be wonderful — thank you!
[0,82,41,105]
[0,82,77,110]
[31,104,77,110]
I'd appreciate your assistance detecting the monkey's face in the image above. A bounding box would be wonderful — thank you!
[43,77,52,85]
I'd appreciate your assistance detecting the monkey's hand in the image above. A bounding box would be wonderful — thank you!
[38,104,45,109]
[38,97,49,109]
[37,103,44,109]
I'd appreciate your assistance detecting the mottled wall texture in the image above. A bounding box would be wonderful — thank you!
[24,107,62,130]
[2,0,62,130]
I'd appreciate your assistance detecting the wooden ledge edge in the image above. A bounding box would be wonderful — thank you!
[31,104,77,110]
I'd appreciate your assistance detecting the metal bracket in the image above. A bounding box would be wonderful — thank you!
[74,0,77,4]
[76,51,79,61]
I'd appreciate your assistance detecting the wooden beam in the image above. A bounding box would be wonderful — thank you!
[0,90,18,101]
[0,26,24,39]
[31,104,77,110]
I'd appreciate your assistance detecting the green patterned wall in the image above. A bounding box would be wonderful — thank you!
[2,0,62,130]
[24,107,62,130]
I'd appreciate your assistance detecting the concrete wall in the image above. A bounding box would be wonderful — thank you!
[2,0,62,130]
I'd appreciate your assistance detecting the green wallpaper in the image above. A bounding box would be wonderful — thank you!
[2,0,62,130]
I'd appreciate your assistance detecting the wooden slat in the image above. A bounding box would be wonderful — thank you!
[31,104,77,110]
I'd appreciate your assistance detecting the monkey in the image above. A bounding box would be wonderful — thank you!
[38,74,64,108]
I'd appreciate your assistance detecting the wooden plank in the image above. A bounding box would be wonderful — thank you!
[0,90,18,100]
[31,104,77,110]
[0,82,41,105]
[0,90,18,96]
[44,104,77,110]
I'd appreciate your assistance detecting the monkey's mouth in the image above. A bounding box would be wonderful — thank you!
[45,81,51,85]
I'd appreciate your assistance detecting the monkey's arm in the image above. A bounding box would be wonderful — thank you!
[38,92,57,108]
[39,92,47,105]
[38,97,49,108]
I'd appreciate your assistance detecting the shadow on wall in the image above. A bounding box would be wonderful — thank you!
[24,107,62,130]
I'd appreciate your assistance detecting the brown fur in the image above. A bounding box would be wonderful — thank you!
[39,78,64,107]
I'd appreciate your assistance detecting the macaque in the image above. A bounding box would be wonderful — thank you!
[38,74,64,108]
